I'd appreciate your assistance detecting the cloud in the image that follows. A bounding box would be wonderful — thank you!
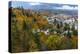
[29,3,41,5]
[61,5,77,10]
[55,5,78,10]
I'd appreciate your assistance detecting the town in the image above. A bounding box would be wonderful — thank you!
[32,12,78,38]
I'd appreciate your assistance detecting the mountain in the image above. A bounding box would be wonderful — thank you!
[10,1,78,16]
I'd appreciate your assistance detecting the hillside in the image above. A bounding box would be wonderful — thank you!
[10,7,78,53]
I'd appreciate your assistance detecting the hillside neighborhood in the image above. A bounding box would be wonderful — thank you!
[10,1,78,52]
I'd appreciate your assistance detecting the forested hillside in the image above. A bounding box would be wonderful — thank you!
[10,7,78,53]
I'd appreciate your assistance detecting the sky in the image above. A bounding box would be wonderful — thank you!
[11,0,78,5]
[10,1,78,10]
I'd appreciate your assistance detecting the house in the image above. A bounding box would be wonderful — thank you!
[41,29,50,35]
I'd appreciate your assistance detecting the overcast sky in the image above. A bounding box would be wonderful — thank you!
[11,1,78,10]
[14,0,78,5]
